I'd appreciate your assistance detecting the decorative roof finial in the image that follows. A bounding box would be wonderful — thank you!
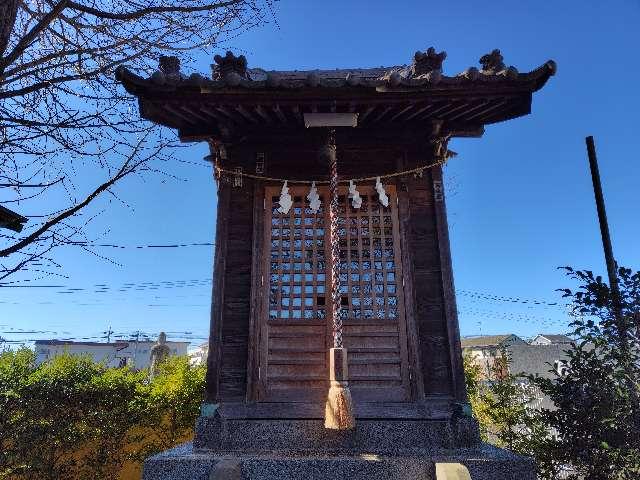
[410,47,447,77]
[479,49,506,74]
[159,55,180,75]
[212,51,248,81]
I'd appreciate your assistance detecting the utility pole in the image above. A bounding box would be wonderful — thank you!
[586,136,639,433]
[585,136,619,299]
[132,331,140,369]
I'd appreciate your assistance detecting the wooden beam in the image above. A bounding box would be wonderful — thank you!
[273,104,288,124]
[185,105,215,124]
[388,104,414,122]
[254,105,273,124]
[370,105,394,123]
[358,105,376,123]
[419,102,456,121]
[437,101,475,122]
[466,99,509,121]
[216,105,246,125]
[163,104,198,126]
[447,100,490,122]
[431,165,467,403]
[290,105,303,123]
[200,105,236,126]
[236,105,258,123]
[402,103,436,122]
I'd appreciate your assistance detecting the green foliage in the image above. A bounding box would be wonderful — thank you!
[462,351,491,440]
[0,351,206,480]
[529,267,640,479]
[145,356,207,450]
[464,349,555,478]
[466,266,640,480]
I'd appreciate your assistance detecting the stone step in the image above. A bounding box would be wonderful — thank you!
[194,417,480,453]
[143,442,537,480]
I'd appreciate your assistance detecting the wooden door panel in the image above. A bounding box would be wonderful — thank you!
[259,184,410,403]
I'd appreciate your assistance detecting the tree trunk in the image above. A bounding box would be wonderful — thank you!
[0,0,19,60]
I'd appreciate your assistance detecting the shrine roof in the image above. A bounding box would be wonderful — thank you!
[115,48,556,140]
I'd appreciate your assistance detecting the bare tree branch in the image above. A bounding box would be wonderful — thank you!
[67,0,240,21]
[0,0,274,280]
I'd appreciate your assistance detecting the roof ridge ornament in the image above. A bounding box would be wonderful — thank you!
[479,49,505,73]
[159,55,180,75]
[410,47,446,77]
[212,50,249,81]
[478,49,519,79]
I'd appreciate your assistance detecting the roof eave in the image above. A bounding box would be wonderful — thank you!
[115,59,556,98]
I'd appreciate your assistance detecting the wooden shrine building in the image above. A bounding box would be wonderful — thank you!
[117,47,555,479]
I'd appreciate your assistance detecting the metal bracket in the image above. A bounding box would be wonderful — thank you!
[233,166,243,188]
[433,180,444,202]
[256,152,265,174]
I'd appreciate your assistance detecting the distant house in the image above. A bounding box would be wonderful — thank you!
[34,338,189,369]
[117,340,189,370]
[189,342,209,366]
[530,334,573,346]
[461,334,526,350]
[461,334,526,378]
[35,340,129,368]
[506,342,575,410]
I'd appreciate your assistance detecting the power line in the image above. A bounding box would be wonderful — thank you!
[457,289,568,308]
[66,241,214,250]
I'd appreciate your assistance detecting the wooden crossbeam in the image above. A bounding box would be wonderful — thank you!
[388,104,415,122]
[273,104,288,123]
[254,105,273,124]
[402,103,436,121]
[466,99,509,121]
[163,104,197,126]
[447,100,490,122]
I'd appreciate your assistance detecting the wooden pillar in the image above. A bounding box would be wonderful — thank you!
[205,181,231,403]
[431,165,467,403]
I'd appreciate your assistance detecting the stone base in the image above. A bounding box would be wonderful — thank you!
[193,417,480,453]
[143,415,535,479]
[142,442,537,480]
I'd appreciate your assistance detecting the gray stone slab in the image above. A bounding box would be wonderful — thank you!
[194,417,479,453]
[143,442,537,480]
[143,443,218,480]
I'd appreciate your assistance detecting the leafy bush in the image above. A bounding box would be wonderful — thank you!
[465,266,640,480]
[0,350,205,480]
[531,267,640,479]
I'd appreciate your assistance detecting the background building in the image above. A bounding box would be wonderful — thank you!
[530,334,573,346]
[34,338,189,369]
[188,342,209,366]
[461,334,527,377]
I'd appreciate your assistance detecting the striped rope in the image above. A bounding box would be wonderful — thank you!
[326,129,343,349]
[212,155,453,185]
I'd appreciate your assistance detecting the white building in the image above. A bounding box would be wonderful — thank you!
[188,341,209,366]
[461,334,527,378]
[529,334,573,346]
[34,338,189,370]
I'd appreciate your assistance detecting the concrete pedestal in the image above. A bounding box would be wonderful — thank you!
[142,416,537,480]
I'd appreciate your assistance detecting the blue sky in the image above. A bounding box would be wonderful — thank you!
[2,0,639,346]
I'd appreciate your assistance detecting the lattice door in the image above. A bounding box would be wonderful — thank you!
[259,185,410,403]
